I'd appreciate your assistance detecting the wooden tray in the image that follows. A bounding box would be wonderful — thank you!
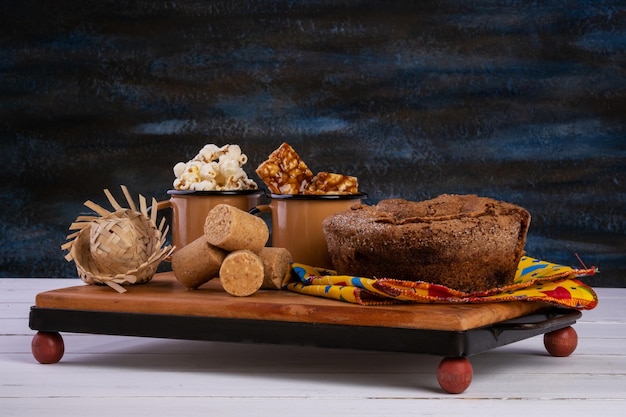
[29,272,582,394]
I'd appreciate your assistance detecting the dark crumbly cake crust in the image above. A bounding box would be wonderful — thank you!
[322,194,531,293]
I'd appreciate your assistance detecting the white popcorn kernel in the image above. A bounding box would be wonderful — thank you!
[173,162,186,178]
[189,160,203,170]
[197,144,220,162]
[204,179,217,190]
[226,178,244,190]
[180,165,201,185]
[227,144,241,156]
[220,159,240,178]
[243,178,258,189]
[225,173,241,188]
[191,179,215,191]
[200,162,218,179]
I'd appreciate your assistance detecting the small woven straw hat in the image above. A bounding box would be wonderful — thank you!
[62,185,174,293]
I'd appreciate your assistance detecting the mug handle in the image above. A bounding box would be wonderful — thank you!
[146,199,172,215]
[249,205,272,248]
[154,200,172,211]
[249,204,271,216]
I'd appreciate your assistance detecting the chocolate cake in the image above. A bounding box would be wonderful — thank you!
[322,194,531,293]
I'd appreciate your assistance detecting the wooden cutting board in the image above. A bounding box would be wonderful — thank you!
[35,272,548,332]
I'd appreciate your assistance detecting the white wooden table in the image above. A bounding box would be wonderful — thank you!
[1,278,624,416]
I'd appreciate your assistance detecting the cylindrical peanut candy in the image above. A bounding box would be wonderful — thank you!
[171,235,227,289]
[204,204,269,252]
[219,250,264,297]
[258,247,293,290]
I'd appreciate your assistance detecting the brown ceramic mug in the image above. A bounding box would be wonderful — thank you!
[155,189,263,250]
[250,193,366,269]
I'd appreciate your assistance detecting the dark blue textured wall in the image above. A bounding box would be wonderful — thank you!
[1,1,624,286]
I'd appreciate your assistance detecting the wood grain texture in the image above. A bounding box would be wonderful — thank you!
[1,1,624,285]
[34,272,546,331]
[2,279,626,416]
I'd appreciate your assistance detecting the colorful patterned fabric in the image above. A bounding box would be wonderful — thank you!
[286,256,599,310]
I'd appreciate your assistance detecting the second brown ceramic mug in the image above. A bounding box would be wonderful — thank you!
[250,193,366,270]
[155,189,264,250]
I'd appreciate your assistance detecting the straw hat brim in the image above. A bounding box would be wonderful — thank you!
[62,185,174,293]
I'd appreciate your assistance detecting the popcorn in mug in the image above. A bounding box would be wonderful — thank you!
[173,144,258,191]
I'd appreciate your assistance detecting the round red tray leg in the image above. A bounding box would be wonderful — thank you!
[544,326,578,357]
[31,331,65,364]
[436,357,473,394]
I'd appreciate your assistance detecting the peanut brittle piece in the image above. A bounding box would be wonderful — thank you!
[256,143,314,194]
[304,171,359,195]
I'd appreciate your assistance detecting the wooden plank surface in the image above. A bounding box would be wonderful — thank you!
[34,272,547,331]
[2,279,625,417]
